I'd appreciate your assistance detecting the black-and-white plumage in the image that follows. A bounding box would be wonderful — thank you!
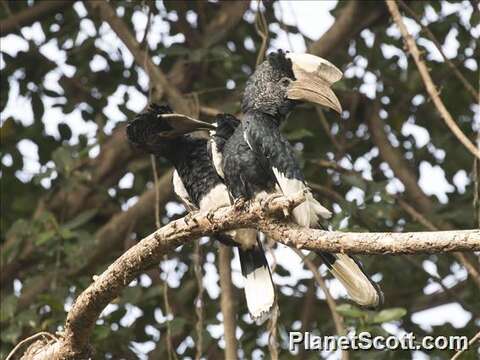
[127,105,275,321]
[211,114,275,322]
[126,104,229,212]
[221,50,383,308]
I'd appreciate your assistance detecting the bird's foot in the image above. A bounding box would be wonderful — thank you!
[260,193,284,210]
[206,210,215,223]
[233,197,247,211]
[184,211,199,226]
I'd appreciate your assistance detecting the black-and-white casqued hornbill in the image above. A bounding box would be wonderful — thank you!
[213,50,383,308]
[126,104,275,321]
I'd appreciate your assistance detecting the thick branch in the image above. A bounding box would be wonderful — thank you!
[366,101,433,213]
[85,0,191,115]
[386,0,480,160]
[309,1,388,57]
[19,193,480,358]
[0,0,71,36]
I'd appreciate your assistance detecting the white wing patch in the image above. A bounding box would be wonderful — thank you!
[243,130,253,150]
[272,167,331,227]
[173,170,196,210]
[209,138,225,179]
[198,183,231,212]
[286,52,342,85]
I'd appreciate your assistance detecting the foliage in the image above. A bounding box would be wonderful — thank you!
[1,1,478,359]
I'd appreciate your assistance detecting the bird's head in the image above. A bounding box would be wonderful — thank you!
[127,103,216,159]
[241,50,343,118]
[127,103,216,144]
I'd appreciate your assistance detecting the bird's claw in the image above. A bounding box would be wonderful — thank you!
[233,197,247,211]
[184,211,199,226]
[206,210,215,223]
[260,193,284,210]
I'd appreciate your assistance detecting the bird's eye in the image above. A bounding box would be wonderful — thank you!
[279,77,291,88]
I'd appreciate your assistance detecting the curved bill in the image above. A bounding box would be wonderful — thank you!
[285,53,343,113]
[160,113,216,135]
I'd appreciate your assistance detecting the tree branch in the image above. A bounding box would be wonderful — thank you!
[295,250,349,360]
[386,0,480,160]
[85,0,192,115]
[365,100,433,213]
[309,1,388,57]
[0,0,71,36]
[218,245,238,360]
[397,0,478,101]
[17,192,480,358]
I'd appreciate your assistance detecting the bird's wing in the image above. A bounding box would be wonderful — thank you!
[172,170,197,211]
[244,115,331,227]
[209,114,241,179]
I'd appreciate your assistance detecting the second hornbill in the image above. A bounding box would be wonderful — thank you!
[214,50,383,308]
[126,104,275,322]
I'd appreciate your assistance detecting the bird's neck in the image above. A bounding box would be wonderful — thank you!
[246,109,284,128]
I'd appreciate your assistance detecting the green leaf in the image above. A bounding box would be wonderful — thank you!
[370,308,407,324]
[0,295,18,322]
[52,147,74,175]
[342,174,367,192]
[62,209,97,230]
[35,229,57,245]
[58,123,72,141]
[169,317,187,336]
[285,128,315,141]
[335,304,366,318]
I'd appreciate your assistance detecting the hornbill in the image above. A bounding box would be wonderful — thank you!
[126,104,275,322]
[213,50,383,308]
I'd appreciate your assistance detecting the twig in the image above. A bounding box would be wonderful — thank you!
[294,250,349,360]
[315,106,343,153]
[266,237,279,360]
[193,240,204,360]
[151,157,177,360]
[397,0,478,101]
[0,0,71,36]
[218,245,238,359]
[386,0,480,160]
[450,330,480,360]
[85,0,191,115]
[6,332,57,360]
[254,0,269,66]
[267,303,280,360]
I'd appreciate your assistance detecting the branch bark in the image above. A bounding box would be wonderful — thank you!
[309,1,388,57]
[386,0,480,160]
[16,193,480,358]
[85,0,191,115]
[397,0,478,101]
[0,0,71,36]
[365,100,433,213]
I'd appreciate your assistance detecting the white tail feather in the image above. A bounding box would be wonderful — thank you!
[272,167,331,227]
[244,265,275,322]
[330,254,380,307]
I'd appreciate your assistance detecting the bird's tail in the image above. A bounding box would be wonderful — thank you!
[317,251,383,308]
[238,240,275,323]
